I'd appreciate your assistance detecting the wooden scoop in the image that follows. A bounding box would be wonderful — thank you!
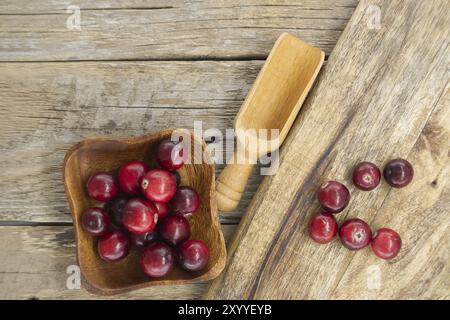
[216,33,324,212]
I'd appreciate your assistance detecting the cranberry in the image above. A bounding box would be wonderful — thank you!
[178,239,210,272]
[130,231,157,247]
[371,228,402,260]
[339,218,372,250]
[172,170,181,187]
[156,138,187,171]
[383,158,414,188]
[352,162,381,191]
[86,172,118,202]
[122,198,158,234]
[318,181,350,213]
[104,197,127,227]
[169,186,200,217]
[159,215,190,246]
[81,207,110,236]
[98,230,130,261]
[308,212,338,244]
[154,201,170,220]
[141,169,177,202]
[140,242,175,277]
[118,161,149,196]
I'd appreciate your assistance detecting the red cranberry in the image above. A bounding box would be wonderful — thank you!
[122,198,158,234]
[352,162,381,191]
[98,230,130,261]
[383,158,414,188]
[178,239,210,272]
[118,161,149,196]
[81,207,110,236]
[156,138,187,171]
[141,169,177,202]
[371,228,401,260]
[318,181,350,213]
[308,212,338,244]
[172,170,181,187]
[154,201,170,220]
[339,218,372,250]
[130,231,157,247]
[169,186,200,217]
[159,215,190,246]
[86,172,118,202]
[104,197,127,227]
[140,242,175,277]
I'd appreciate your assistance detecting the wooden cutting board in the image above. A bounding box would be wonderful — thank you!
[205,0,450,299]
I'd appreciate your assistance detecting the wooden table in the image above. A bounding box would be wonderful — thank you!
[0,0,444,299]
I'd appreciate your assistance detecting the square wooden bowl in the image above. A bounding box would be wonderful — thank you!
[63,129,226,295]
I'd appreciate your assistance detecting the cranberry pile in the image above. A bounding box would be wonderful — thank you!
[309,158,413,260]
[80,138,210,278]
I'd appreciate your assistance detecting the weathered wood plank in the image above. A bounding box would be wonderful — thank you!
[331,88,450,299]
[0,224,236,299]
[0,0,357,61]
[206,0,450,299]
[0,61,265,222]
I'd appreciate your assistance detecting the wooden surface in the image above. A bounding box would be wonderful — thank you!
[0,0,356,61]
[0,0,357,299]
[0,225,235,299]
[1,0,446,300]
[0,0,358,224]
[0,61,263,223]
[206,0,450,299]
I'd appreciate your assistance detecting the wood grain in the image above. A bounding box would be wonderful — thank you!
[331,90,450,299]
[0,224,235,299]
[0,0,356,61]
[0,61,265,223]
[205,0,450,299]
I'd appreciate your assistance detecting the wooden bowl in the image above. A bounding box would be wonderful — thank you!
[63,129,226,295]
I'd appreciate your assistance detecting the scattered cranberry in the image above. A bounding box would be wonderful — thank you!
[352,162,381,191]
[172,171,181,187]
[308,212,338,244]
[118,161,149,196]
[130,231,157,247]
[339,218,372,250]
[178,239,210,272]
[383,158,414,188]
[122,198,158,234]
[154,201,170,220]
[86,172,118,202]
[371,228,401,260]
[318,181,350,213]
[159,215,190,246]
[169,186,200,217]
[141,169,177,202]
[98,230,130,261]
[140,242,175,277]
[156,138,187,171]
[104,197,127,227]
[81,207,110,236]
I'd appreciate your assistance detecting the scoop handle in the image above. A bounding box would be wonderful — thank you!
[216,152,254,212]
